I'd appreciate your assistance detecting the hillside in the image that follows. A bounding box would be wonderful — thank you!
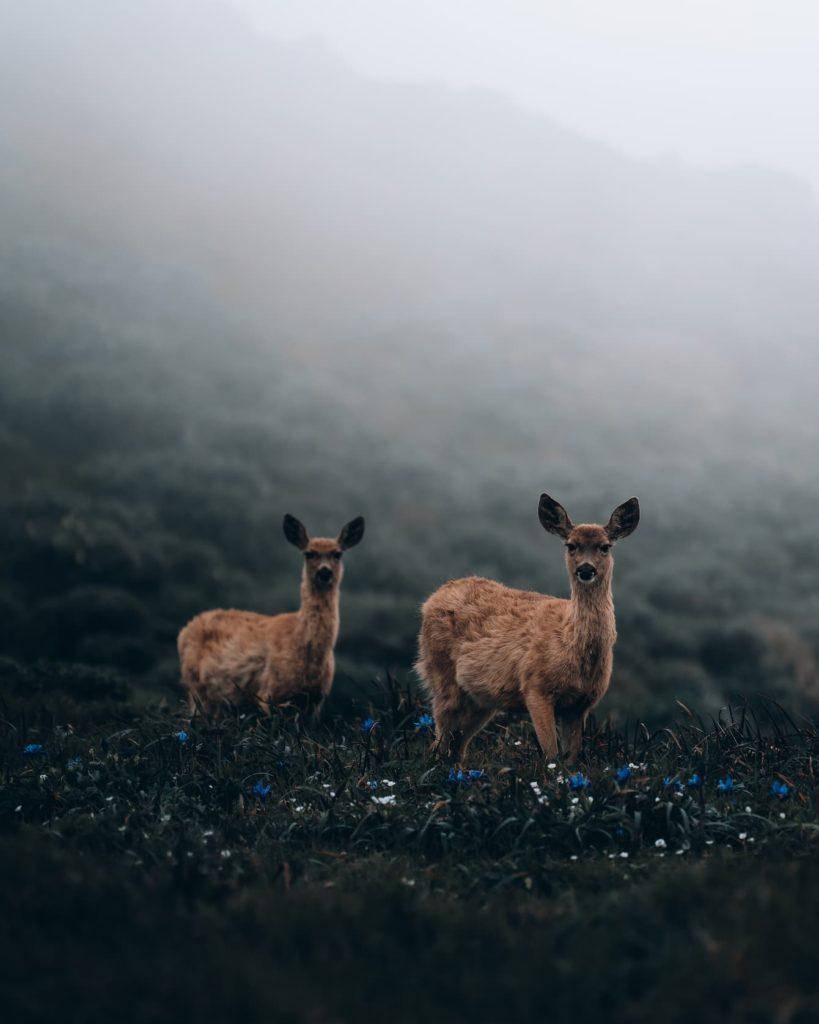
[1,0,819,719]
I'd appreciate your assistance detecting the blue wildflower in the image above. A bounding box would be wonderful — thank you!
[175,731,189,744]
[66,756,83,769]
[467,769,484,780]
[568,772,590,791]
[717,776,734,794]
[415,713,434,732]
[687,773,703,788]
[615,766,631,784]
[360,718,377,734]
[448,768,471,786]
[663,776,684,792]
[770,779,790,800]
[22,744,44,756]
[253,779,272,800]
[368,780,379,790]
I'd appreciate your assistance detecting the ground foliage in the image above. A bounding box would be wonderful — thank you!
[1,662,818,1023]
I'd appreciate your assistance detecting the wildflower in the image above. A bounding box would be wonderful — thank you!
[372,794,396,806]
[415,713,434,732]
[367,780,379,790]
[22,744,44,756]
[66,756,83,769]
[717,776,734,794]
[568,772,590,791]
[614,766,631,785]
[360,718,377,734]
[253,780,272,800]
[663,776,683,792]
[770,779,790,800]
[687,773,703,788]
[654,838,667,849]
[175,731,189,744]
[467,769,484,780]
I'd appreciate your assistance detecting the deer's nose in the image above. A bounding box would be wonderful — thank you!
[315,566,333,585]
[576,563,597,583]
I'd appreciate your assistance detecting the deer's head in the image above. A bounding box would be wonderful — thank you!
[538,494,639,589]
[283,514,365,594]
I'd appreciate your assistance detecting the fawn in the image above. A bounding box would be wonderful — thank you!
[178,514,365,715]
[416,494,639,761]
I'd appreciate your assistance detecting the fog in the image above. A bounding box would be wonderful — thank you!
[235,0,819,189]
[2,0,819,718]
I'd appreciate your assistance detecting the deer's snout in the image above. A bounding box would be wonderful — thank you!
[575,563,597,583]
[315,566,334,588]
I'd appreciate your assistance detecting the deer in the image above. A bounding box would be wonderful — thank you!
[415,494,639,762]
[178,514,365,716]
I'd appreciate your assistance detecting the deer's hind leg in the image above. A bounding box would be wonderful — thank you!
[450,699,496,761]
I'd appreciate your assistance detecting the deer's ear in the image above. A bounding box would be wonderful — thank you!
[606,498,640,541]
[538,493,573,539]
[338,516,365,550]
[283,514,309,550]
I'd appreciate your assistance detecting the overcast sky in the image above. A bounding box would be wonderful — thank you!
[230,0,819,191]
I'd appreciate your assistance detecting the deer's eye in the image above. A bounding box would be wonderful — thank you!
[304,551,318,560]
[599,544,612,554]
[330,551,342,560]
[566,544,577,554]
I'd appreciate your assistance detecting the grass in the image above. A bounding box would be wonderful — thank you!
[1,660,818,1023]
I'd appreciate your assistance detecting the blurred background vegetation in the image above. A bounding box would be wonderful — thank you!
[2,0,819,723]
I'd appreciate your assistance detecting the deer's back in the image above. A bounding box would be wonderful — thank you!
[419,576,571,708]
[178,608,297,682]
[420,575,565,655]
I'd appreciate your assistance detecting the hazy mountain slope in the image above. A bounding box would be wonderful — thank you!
[2,0,819,716]
[2,0,818,349]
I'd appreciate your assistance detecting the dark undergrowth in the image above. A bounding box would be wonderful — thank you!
[1,660,818,1023]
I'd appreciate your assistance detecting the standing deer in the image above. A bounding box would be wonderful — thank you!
[416,494,639,761]
[178,514,365,715]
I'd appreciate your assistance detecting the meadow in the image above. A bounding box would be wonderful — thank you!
[4,8,819,1018]
[2,657,818,1023]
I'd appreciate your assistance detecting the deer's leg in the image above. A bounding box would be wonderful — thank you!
[558,708,588,763]
[524,692,558,760]
[451,701,496,761]
[431,698,461,759]
[421,653,463,758]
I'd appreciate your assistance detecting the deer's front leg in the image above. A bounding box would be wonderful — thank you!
[558,708,588,763]
[524,691,558,759]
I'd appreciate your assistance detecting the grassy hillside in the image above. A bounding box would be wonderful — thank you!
[2,240,819,722]
[1,662,817,1023]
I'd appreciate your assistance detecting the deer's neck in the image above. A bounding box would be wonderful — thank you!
[566,580,617,674]
[297,580,341,652]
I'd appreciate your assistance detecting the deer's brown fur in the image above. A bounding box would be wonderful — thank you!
[178,514,364,715]
[416,494,639,761]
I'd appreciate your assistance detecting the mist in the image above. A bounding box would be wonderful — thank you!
[2,0,819,719]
